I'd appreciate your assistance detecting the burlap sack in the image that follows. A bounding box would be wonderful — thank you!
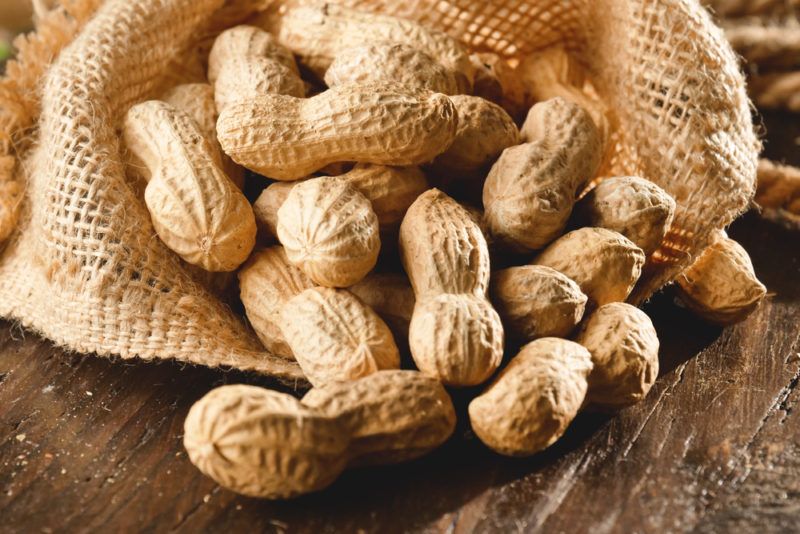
[0,0,758,380]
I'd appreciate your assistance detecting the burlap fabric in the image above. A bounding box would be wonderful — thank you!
[0,0,759,379]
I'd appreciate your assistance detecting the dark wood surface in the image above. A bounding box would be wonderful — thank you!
[1,112,798,533]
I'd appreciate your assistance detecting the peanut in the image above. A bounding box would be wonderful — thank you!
[576,176,676,256]
[184,371,455,499]
[532,227,645,307]
[208,25,305,112]
[431,95,520,179]
[324,43,460,95]
[468,338,593,456]
[491,265,588,342]
[400,189,504,386]
[265,3,474,91]
[255,164,428,241]
[469,52,527,120]
[277,176,380,287]
[161,82,245,190]
[123,101,255,272]
[483,97,602,251]
[349,272,415,347]
[279,287,400,386]
[575,302,660,409]
[216,83,458,181]
[238,246,314,359]
[676,232,767,324]
[519,46,612,157]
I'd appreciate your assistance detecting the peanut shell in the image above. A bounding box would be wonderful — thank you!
[470,52,527,120]
[676,233,767,324]
[280,287,400,387]
[576,302,660,409]
[532,227,645,307]
[484,97,601,251]
[183,385,349,499]
[217,83,458,181]
[468,338,593,456]
[302,370,456,465]
[238,246,314,358]
[577,176,676,255]
[491,265,587,341]
[431,95,520,178]
[277,177,380,288]
[325,43,460,95]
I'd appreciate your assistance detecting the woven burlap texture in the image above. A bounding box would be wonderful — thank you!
[0,0,758,378]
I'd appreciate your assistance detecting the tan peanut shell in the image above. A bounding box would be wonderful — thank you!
[469,338,593,456]
[254,181,295,241]
[431,95,520,178]
[532,227,645,307]
[302,370,456,465]
[577,176,676,256]
[238,246,314,358]
[324,43,460,95]
[217,83,458,181]
[280,287,400,387]
[519,46,612,157]
[400,189,503,386]
[400,188,491,297]
[409,293,504,386]
[161,82,244,190]
[277,177,380,288]
[122,100,256,272]
[209,25,305,112]
[576,302,659,409]
[254,165,427,241]
[184,385,350,499]
[676,233,767,324]
[184,371,455,499]
[470,52,527,120]
[265,3,474,91]
[491,265,588,341]
[484,97,602,251]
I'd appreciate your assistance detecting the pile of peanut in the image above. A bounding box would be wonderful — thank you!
[121,3,767,499]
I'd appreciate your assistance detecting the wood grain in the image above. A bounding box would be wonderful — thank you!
[0,113,798,532]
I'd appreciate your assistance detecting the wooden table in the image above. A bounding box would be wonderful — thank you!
[1,112,797,533]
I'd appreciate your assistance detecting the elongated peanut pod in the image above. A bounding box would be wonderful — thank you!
[217,84,458,181]
[264,3,474,91]
[161,82,245,190]
[123,101,255,272]
[0,155,21,243]
[400,189,503,386]
[676,232,766,324]
[184,371,455,499]
[469,338,593,456]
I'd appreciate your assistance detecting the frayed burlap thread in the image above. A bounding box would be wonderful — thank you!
[0,0,758,377]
